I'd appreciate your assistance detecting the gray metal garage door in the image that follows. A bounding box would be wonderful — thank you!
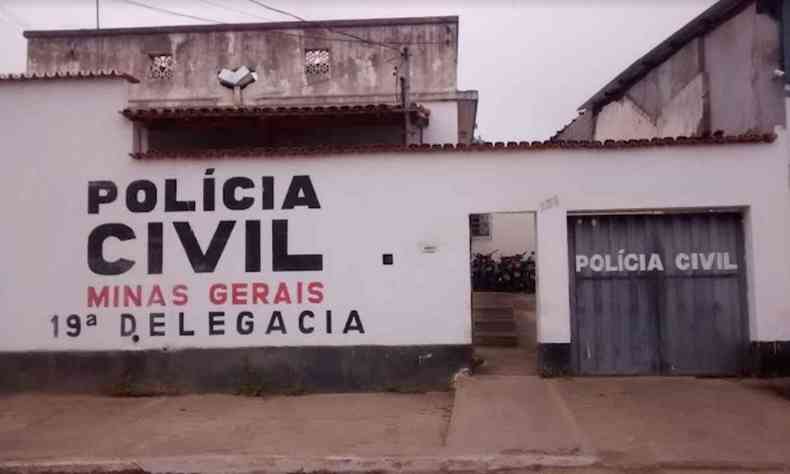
[568,212,748,376]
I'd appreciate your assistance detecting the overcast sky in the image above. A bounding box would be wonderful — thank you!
[0,0,716,141]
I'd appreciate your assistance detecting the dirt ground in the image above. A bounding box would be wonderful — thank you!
[0,391,452,461]
[553,376,790,469]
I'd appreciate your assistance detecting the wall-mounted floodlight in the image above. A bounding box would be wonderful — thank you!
[218,66,258,89]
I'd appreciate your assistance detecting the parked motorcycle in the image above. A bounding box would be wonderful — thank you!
[497,252,528,292]
[525,251,536,293]
[471,250,499,291]
[471,250,536,293]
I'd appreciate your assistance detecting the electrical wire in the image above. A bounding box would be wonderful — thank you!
[118,0,387,46]
[121,0,224,24]
[104,4,390,46]
[245,0,447,50]
[246,0,396,49]
[119,0,446,49]
[247,0,304,21]
[245,0,388,49]
[192,0,274,22]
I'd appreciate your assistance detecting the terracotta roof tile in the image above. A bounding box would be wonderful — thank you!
[122,103,430,121]
[0,70,139,84]
[130,132,777,160]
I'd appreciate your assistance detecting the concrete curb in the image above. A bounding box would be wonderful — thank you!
[0,453,599,474]
[5,454,790,473]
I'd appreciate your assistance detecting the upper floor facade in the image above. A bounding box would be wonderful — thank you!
[24,16,477,147]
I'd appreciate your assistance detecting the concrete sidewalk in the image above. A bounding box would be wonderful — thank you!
[1,376,790,473]
[445,375,589,456]
[0,387,594,473]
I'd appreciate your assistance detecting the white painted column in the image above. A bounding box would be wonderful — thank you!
[535,202,571,344]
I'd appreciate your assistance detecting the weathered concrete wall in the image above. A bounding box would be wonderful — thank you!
[593,38,704,141]
[628,39,702,125]
[590,4,784,140]
[587,73,707,141]
[705,2,784,134]
[554,110,595,142]
[656,73,706,137]
[456,95,477,145]
[25,18,459,108]
[594,97,658,141]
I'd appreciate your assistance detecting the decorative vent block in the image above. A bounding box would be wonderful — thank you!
[149,55,175,80]
[305,49,330,77]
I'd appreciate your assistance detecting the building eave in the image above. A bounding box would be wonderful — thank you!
[23,16,459,39]
[122,103,431,127]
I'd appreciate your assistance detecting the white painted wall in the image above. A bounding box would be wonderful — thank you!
[470,212,536,258]
[1,80,789,353]
[421,100,458,144]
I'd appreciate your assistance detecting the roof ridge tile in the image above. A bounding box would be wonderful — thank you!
[0,70,139,83]
[129,131,775,160]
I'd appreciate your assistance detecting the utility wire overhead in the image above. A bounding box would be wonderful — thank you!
[117,0,444,49]
[132,0,392,45]
[245,0,448,48]
[247,0,304,21]
[113,1,388,44]
[246,0,400,50]
[95,1,412,47]
[121,0,224,24]
[192,0,274,22]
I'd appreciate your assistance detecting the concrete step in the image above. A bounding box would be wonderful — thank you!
[472,307,515,321]
[473,332,519,347]
[474,320,517,333]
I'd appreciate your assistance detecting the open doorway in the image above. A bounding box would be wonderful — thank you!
[469,211,538,375]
